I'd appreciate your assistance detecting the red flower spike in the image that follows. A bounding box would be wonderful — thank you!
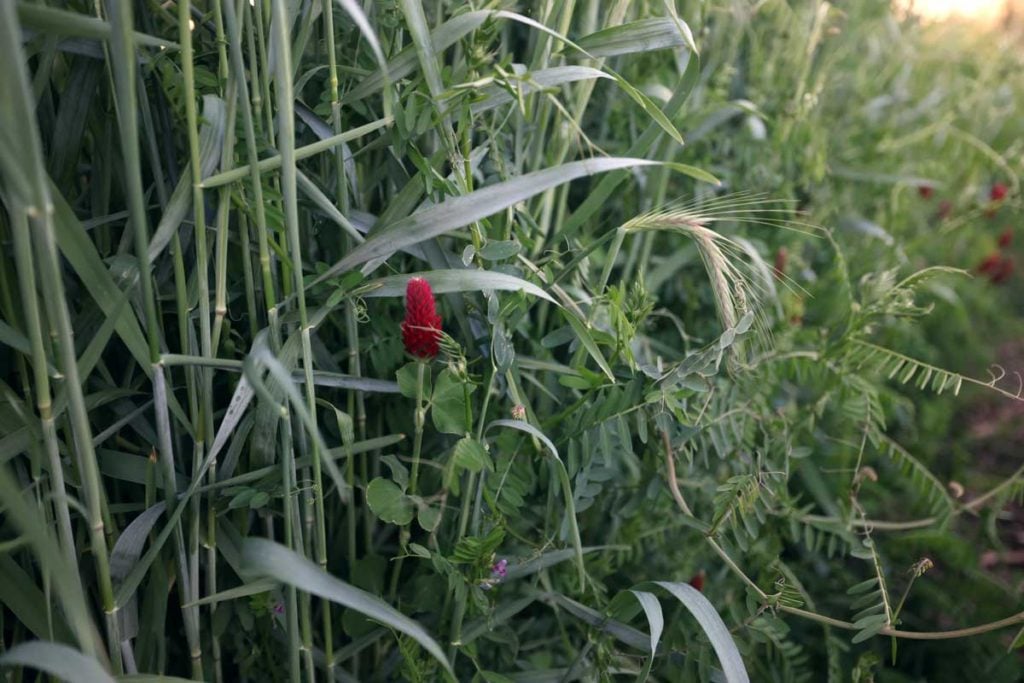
[990,183,1009,202]
[917,184,934,199]
[402,277,442,359]
[978,252,1002,275]
[992,256,1014,285]
[688,571,706,592]
[997,228,1013,249]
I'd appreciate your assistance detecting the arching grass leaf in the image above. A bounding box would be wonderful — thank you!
[312,157,663,282]
[0,642,113,683]
[240,538,453,677]
[360,269,556,304]
[634,581,750,683]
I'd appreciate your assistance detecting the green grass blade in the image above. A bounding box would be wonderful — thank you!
[183,579,280,608]
[314,157,663,282]
[545,593,649,651]
[16,3,178,51]
[147,95,227,263]
[0,556,74,642]
[560,54,701,241]
[347,11,492,102]
[504,546,618,581]
[240,538,454,678]
[575,17,694,57]
[627,590,663,681]
[639,581,750,683]
[360,269,556,303]
[468,66,612,115]
[0,642,114,683]
[199,116,393,189]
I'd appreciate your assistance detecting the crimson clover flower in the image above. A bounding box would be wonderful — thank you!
[978,252,1014,285]
[990,182,1009,202]
[401,277,442,359]
[917,184,934,199]
[978,252,1002,275]
[997,228,1013,248]
[991,257,1014,284]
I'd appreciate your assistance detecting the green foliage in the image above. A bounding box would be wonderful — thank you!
[1,0,1023,682]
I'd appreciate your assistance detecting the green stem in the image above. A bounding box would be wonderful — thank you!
[3,1,120,665]
[7,211,77,573]
[224,0,277,317]
[408,361,428,497]
[270,1,324,678]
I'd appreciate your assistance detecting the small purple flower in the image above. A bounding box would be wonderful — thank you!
[272,601,285,616]
[491,558,508,580]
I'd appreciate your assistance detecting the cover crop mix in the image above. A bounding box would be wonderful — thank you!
[0,1,1023,681]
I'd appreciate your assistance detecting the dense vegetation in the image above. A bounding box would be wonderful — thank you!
[1,1,1022,681]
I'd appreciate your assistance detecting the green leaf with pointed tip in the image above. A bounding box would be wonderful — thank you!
[396,362,431,399]
[184,579,279,608]
[576,17,694,57]
[664,162,721,186]
[565,313,616,382]
[851,614,889,644]
[479,240,522,261]
[847,578,880,595]
[627,590,663,682]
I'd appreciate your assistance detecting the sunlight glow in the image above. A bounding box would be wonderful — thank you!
[895,0,1014,24]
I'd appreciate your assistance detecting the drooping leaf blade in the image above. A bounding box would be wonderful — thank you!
[360,269,556,304]
[312,158,663,282]
[0,642,114,683]
[240,538,453,677]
